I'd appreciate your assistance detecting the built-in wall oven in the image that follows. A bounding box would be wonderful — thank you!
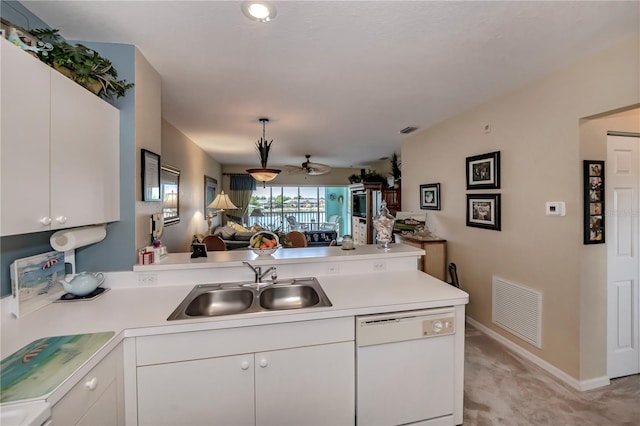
[356,308,456,426]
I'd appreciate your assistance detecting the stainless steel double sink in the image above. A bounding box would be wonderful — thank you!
[167,277,332,321]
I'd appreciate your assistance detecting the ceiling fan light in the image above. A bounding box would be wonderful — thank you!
[242,1,277,22]
[247,168,281,182]
[247,118,281,183]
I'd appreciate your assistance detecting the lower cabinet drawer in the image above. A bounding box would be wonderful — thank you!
[51,348,117,425]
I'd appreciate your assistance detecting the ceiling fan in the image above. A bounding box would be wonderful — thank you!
[285,155,332,176]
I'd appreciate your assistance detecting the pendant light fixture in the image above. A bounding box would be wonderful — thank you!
[247,118,281,183]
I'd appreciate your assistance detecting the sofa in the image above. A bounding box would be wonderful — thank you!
[194,222,260,250]
[304,230,337,247]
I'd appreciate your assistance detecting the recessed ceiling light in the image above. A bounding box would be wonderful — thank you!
[242,1,277,22]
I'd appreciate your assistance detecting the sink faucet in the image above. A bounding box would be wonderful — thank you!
[243,262,277,283]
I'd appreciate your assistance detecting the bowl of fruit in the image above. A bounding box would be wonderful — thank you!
[249,231,281,256]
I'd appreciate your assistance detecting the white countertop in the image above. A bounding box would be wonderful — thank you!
[133,244,425,271]
[1,270,467,357]
[1,245,468,408]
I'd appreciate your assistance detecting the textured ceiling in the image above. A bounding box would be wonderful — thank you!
[20,1,640,168]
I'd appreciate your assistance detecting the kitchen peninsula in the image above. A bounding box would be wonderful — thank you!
[1,245,468,426]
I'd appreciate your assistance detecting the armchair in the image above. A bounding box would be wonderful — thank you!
[319,215,340,233]
[286,216,309,232]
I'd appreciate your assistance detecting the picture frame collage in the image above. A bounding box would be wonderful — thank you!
[465,151,501,231]
[583,160,605,244]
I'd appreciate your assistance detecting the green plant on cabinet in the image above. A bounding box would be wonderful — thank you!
[29,28,133,100]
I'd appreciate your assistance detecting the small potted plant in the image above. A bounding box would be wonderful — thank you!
[390,153,401,188]
[29,28,133,100]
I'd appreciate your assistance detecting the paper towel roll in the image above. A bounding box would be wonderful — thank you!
[50,224,107,252]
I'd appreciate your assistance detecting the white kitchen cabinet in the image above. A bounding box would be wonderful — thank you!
[0,39,51,235]
[136,342,354,426]
[0,38,120,236]
[51,343,123,426]
[137,353,255,426]
[50,70,120,229]
[255,342,354,426]
[133,318,355,426]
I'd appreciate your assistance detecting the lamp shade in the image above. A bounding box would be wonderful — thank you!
[163,191,178,209]
[247,168,280,182]
[207,191,238,210]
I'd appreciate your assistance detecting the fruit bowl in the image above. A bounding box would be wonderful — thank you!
[250,231,281,256]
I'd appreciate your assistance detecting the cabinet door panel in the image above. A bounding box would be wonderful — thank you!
[0,40,51,235]
[137,354,255,426]
[76,380,118,426]
[255,342,355,426]
[50,71,119,228]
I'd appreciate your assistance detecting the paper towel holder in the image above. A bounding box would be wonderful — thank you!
[50,224,107,274]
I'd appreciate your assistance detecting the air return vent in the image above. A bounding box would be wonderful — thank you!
[399,126,419,134]
[492,276,542,348]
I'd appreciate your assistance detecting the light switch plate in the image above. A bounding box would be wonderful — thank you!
[546,201,566,216]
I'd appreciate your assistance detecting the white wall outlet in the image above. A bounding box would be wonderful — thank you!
[326,264,340,274]
[138,273,158,285]
[545,201,566,216]
[373,261,387,271]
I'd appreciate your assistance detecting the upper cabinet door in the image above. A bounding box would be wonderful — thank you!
[50,71,120,229]
[0,39,52,236]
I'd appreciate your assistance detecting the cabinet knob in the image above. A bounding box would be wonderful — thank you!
[40,217,52,226]
[56,216,68,224]
[259,359,268,368]
[85,377,98,391]
[240,361,250,370]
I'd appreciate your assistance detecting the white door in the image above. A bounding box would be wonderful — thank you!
[607,133,640,378]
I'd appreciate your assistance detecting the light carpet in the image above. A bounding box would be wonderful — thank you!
[464,325,640,425]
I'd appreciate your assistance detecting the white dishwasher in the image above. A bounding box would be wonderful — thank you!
[356,308,456,426]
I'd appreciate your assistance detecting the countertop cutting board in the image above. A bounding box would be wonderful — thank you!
[0,331,114,403]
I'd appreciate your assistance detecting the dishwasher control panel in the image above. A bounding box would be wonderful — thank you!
[422,317,455,336]
[356,308,456,347]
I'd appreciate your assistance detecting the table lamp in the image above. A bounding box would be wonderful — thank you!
[207,191,238,232]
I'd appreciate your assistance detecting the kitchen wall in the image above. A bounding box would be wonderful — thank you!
[578,108,640,379]
[133,49,163,253]
[401,35,639,381]
[161,119,223,252]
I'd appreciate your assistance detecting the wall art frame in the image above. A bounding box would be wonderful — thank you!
[141,149,161,201]
[204,175,218,219]
[466,193,501,231]
[583,160,605,244]
[466,151,500,190]
[161,165,180,226]
[419,183,441,210]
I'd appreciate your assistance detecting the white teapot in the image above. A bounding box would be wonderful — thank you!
[60,272,105,296]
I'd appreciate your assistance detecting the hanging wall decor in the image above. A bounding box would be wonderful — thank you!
[161,165,180,225]
[466,193,501,231]
[141,149,161,202]
[419,183,441,210]
[466,151,500,190]
[583,160,605,244]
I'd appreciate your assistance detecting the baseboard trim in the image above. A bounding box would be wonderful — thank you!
[579,376,610,391]
[465,316,610,391]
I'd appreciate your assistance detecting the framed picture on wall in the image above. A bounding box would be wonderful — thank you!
[204,175,218,219]
[141,149,161,201]
[419,183,441,210]
[466,193,501,231]
[161,165,180,226]
[466,151,500,190]
[584,160,605,244]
